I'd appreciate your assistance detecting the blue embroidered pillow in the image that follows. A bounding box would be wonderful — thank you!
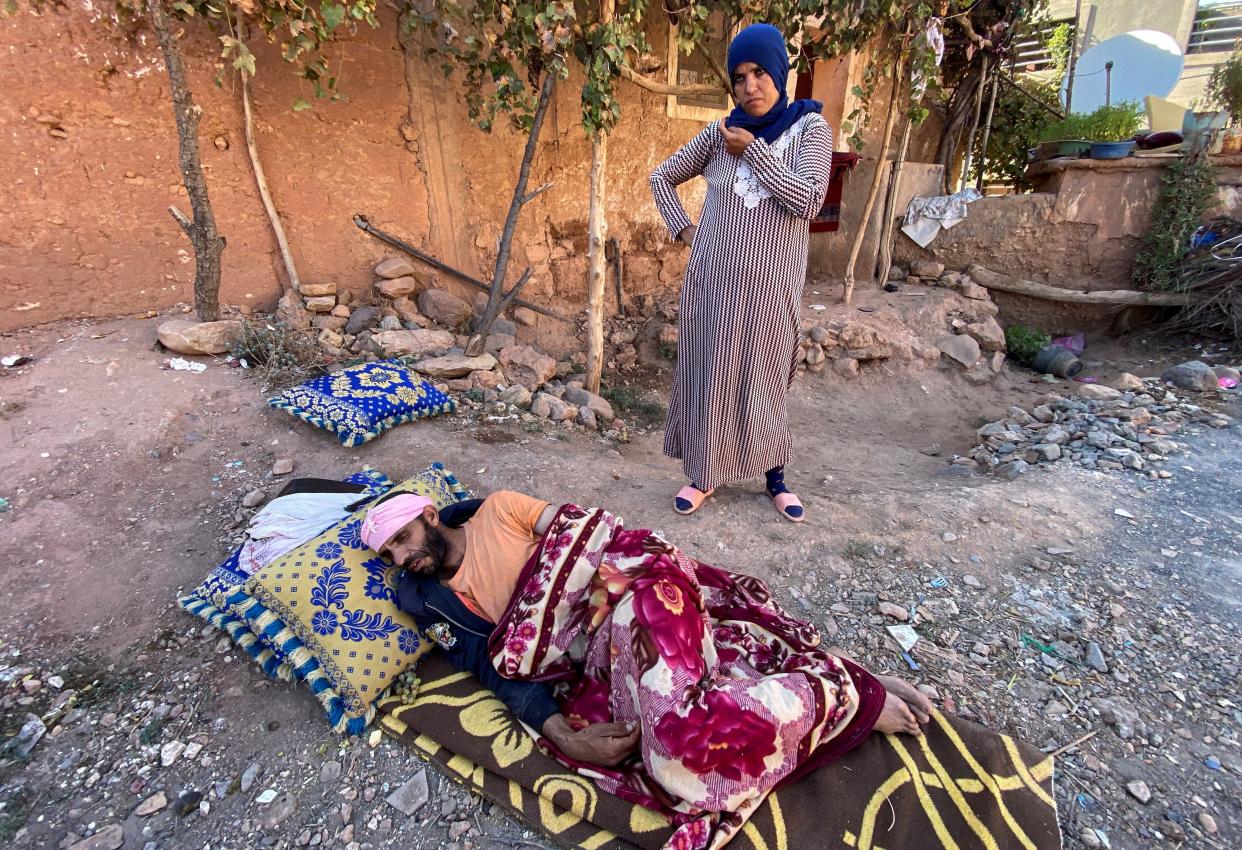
[268,360,455,447]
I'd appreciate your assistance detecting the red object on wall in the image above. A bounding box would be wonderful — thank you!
[810,151,860,233]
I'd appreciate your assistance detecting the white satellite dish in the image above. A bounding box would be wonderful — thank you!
[1064,30,1184,114]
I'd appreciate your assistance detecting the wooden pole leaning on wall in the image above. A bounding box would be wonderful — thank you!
[237,17,301,294]
[842,43,908,305]
[873,80,914,289]
[352,215,570,322]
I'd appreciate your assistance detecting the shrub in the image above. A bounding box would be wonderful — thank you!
[1004,325,1051,364]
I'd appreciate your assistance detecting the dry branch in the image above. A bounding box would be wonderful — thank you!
[619,65,720,97]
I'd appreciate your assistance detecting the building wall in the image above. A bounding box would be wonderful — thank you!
[0,5,729,334]
[892,155,1242,329]
[0,5,890,335]
[1045,0,1220,109]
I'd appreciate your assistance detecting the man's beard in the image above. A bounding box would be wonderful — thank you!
[406,520,450,577]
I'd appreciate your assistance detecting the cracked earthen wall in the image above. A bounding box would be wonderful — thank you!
[0,6,720,336]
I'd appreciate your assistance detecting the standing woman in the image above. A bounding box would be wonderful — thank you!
[649,23,832,522]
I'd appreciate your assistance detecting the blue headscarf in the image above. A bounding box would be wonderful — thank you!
[724,23,822,144]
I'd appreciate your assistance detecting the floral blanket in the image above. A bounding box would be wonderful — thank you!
[488,505,884,850]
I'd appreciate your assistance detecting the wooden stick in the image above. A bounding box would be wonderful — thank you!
[608,236,626,317]
[874,109,913,286]
[238,17,301,293]
[968,265,1193,306]
[619,64,719,97]
[843,45,908,304]
[1048,728,1098,758]
[352,215,569,321]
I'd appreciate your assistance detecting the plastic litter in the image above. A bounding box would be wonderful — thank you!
[900,651,920,670]
[1205,756,1222,770]
[1221,377,1238,389]
[886,624,920,652]
[1051,332,1085,355]
[5,714,46,759]
[165,357,207,373]
[929,576,949,588]
[1021,634,1082,667]
[1,354,32,368]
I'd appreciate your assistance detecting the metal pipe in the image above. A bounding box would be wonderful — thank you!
[1064,0,1082,113]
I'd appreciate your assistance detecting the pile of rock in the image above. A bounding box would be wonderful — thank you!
[272,256,543,362]
[891,260,990,301]
[599,296,679,373]
[796,320,937,379]
[266,257,640,427]
[795,270,1007,381]
[955,376,1234,480]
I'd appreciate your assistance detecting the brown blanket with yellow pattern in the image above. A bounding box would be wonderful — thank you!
[377,652,1060,850]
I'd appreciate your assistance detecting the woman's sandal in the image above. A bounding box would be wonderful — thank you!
[770,491,805,523]
[674,485,715,515]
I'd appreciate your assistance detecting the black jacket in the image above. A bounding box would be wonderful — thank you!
[392,499,560,730]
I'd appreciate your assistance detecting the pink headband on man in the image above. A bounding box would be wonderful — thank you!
[361,494,435,551]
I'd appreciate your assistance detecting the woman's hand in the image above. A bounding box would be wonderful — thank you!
[719,119,755,157]
[678,225,697,247]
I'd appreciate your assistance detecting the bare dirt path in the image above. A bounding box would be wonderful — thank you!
[1,313,1238,850]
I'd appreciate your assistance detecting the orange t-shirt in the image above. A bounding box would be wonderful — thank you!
[446,491,551,623]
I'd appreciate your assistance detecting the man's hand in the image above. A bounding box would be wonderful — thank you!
[542,714,640,767]
[677,225,697,247]
[719,119,755,157]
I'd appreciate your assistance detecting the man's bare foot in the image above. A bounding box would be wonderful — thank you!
[875,690,922,736]
[877,675,933,725]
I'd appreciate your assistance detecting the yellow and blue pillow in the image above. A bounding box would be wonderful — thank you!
[267,360,455,447]
[180,464,471,734]
[179,467,393,680]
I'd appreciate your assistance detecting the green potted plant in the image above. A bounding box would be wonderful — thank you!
[1206,49,1242,153]
[1086,102,1143,159]
[1037,113,1093,159]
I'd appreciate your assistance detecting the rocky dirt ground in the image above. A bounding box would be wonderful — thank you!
[0,301,1239,850]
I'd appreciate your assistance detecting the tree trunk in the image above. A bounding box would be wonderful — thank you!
[874,111,913,287]
[238,17,300,293]
[933,71,981,193]
[585,132,608,393]
[842,48,906,305]
[150,0,224,322]
[958,55,989,192]
[974,69,1000,192]
[585,0,615,394]
[464,71,557,357]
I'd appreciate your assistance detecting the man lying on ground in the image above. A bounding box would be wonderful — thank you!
[361,489,933,846]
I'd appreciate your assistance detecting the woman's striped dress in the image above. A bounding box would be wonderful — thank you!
[650,114,832,491]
